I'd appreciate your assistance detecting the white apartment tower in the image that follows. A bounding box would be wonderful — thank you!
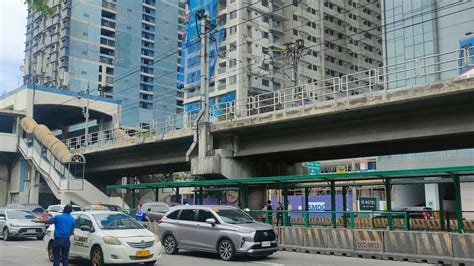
[183,0,383,110]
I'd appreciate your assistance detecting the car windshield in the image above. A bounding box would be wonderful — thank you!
[7,210,36,219]
[93,213,144,230]
[216,209,255,224]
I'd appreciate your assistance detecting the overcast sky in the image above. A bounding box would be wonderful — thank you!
[0,0,27,95]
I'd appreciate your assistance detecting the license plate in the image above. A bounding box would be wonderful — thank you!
[136,250,150,257]
[261,241,271,247]
[27,229,36,233]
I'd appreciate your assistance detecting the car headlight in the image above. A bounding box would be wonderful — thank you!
[103,236,121,245]
[154,235,160,243]
[10,224,20,227]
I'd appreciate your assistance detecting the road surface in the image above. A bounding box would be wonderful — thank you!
[0,238,429,266]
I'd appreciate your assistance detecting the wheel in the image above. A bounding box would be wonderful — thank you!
[163,235,178,254]
[47,241,54,262]
[90,246,104,266]
[3,228,10,241]
[37,236,44,240]
[144,261,156,266]
[218,239,235,261]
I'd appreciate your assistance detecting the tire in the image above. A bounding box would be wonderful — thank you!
[90,246,104,266]
[163,235,179,254]
[217,239,235,261]
[47,241,54,262]
[3,228,10,241]
[144,261,156,266]
[36,236,44,240]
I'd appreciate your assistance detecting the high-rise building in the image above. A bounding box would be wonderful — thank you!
[23,0,180,124]
[181,0,383,113]
[383,0,474,87]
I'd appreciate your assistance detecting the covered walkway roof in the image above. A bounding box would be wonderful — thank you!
[107,165,474,190]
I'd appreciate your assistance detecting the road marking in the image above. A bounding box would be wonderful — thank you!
[254,262,285,266]
[17,245,44,251]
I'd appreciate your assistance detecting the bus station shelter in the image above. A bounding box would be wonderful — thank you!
[107,166,474,233]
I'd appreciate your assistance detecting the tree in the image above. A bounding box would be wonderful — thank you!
[25,0,55,16]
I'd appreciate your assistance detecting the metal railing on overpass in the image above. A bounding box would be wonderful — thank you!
[64,48,473,150]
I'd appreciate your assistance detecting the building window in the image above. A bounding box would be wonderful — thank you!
[262,79,269,86]
[229,26,237,35]
[262,31,269,38]
[230,10,237,19]
[229,75,236,84]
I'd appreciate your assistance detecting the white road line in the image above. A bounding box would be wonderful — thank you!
[17,245,44,251]
[254,262,285,266]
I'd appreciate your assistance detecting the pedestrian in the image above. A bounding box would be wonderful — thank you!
[276,202,283,226]
[136,204,144,222]
[266,200,273,224]
[34,204,76,266]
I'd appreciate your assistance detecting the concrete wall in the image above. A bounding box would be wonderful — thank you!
[6,159,40,206]
[0,134,18,153]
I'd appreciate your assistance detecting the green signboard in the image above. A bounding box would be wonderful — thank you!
[305,161,321,175]
[359,197,378,211]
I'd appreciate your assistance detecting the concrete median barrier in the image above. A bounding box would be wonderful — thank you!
[326,228,353,256]
[451,233,474,265]
[279,226,305,252]
[383,231,417,261]
[302,228,328,254]
[353,230,384,259]
[415,231,453,264]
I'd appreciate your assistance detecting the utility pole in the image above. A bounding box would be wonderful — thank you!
[82,82,90,147]
[197,9,210,122]
[286,39,305,87]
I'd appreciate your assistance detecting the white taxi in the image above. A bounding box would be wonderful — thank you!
[44,211,162,266]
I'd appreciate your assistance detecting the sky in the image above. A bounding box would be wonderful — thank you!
[0,0,27,95]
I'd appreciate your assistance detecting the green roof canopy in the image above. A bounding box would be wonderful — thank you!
[107,166,474,190]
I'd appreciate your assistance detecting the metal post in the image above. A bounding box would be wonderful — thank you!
[438,184,445,231]
[283,188,289,226]
[82,83,90,147]
[194,187,198,205]
[155,188,159,202]
[342,186,348,228]
[198,9,210,122]
[241,186,249,209]
[199,186,204,205]
[132,189,136,210]
[385,178,393,230]
[304,187,310,227]
[330,181,336,228]
[453,175,464,233]
[175,187,180,204]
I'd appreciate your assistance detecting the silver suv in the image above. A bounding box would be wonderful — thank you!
[157,205,277,261]
[0,209,47,240]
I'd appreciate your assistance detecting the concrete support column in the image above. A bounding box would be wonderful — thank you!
[61,126,70,140]
[198,122,213,158]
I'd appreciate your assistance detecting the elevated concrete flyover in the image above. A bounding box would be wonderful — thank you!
[83,129,194,177]
[211,77,474,163]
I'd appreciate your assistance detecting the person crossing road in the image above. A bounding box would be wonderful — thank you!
[34,204,76,266]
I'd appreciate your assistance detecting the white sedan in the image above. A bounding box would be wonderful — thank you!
[44,211,162,265]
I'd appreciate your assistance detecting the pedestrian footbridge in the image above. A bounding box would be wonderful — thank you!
[16,117,126,207]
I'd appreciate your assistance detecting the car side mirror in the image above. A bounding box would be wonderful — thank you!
[206,218,216,226]
[80,225,92,232]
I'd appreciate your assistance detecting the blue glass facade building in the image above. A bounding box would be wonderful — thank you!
[24,0,180,125]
